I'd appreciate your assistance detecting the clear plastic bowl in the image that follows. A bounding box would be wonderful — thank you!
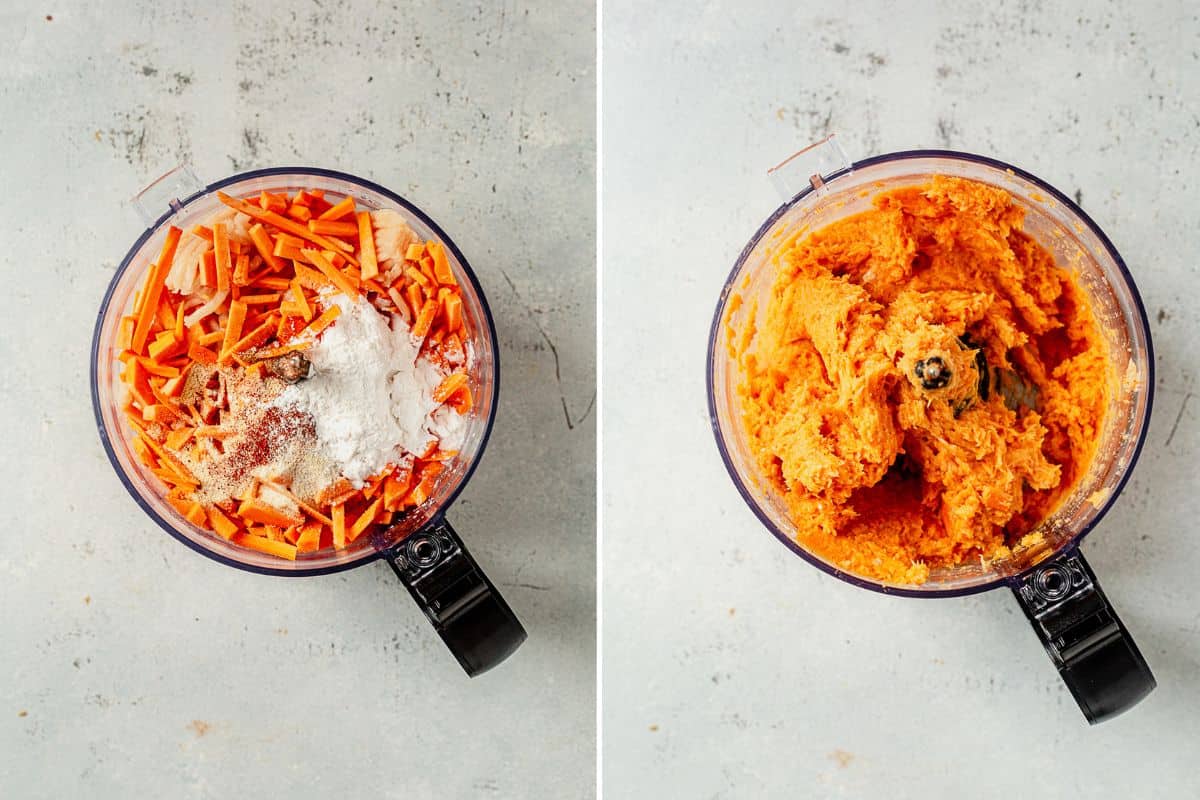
[707,149,1157,722]
[91,167,498,576]
[707,151,1154,596]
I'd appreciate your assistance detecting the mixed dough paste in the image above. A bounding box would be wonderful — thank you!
[737,176,1109,584]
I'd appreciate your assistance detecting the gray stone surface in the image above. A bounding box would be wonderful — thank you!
[603,2,1199,798]
[0,2,594,798]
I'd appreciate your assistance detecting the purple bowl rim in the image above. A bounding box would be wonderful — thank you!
[90,166,500,578]
[705,148,1156,598]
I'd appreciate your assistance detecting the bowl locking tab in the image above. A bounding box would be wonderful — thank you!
[130,164,204,226]
[767,134,852,201]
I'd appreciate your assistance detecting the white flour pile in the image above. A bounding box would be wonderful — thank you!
[275,292,466,486]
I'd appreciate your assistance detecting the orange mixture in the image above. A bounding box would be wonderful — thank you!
[735,176,1109,584]
[117,188,473,560]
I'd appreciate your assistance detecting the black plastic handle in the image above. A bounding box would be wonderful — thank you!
[384,517,526,677]
[1010,546,1155,724]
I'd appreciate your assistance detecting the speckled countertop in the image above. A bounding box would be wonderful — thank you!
[603,1,1200,797]
[0,2,594,798]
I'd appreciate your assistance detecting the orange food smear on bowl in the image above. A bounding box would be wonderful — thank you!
[735,176,1110,585]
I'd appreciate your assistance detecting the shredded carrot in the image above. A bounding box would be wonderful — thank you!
[443,292,463,333]
[148,331,184,361]
[449,384,474,413]
[290,277,312,322]
[232,251,249,286]
[295,523,321,553]
[407,481,429,508]
[162,372,188,398]
[153,465,198,491]
[215,191,358,264]
[309,219,358,237]
[253,342,305,360]
[427,240,457,286]
[258,191,287,213]
[131,225,182,354]
[220,300,247,363]
[301,304,341,338]
[331,503,346,549]
[120,187,476,562]
[230,314,278,354]
[237,498,304,529]
[164,427,193,451]
[208,506,239,540]
[405,283,424,320]
[231,533,297,560]
[213,221,232,296]
[419,255,437,285]
[433,371,469,404]
[406,266,432,292]
[124,359,156,406]
[136,356,180,378]
[259,479,333,526]
[318,196,355,221]
[291,262,331,291]
[387,288,412,324]
[253,276,291,291]
[356,211,379,281]
[412,297,438,341]
[347,498,382,542]
[240,293,282,305]
[201,250,217,287]
[303,249,359,298]
[185,341,216,365]
[184,502,209,527]
[383,469,413,510]
[328,249,352,272]
[317,478,357,507]
[116,316,136,350]
[132,424,197,484]
[155,295,176,332]
[361,475,383,500]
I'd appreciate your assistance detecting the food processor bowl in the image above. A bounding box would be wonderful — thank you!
[707,144,1155,721]
[92,166,524,675]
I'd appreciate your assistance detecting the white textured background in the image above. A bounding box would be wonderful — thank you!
[0,2,594,798]
[603,1,1199,797]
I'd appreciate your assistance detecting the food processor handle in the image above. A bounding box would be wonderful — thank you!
[1009,546,1155,724]
[384,517,527,677]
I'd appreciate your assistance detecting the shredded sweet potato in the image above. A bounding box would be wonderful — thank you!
[117,187,475,561]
